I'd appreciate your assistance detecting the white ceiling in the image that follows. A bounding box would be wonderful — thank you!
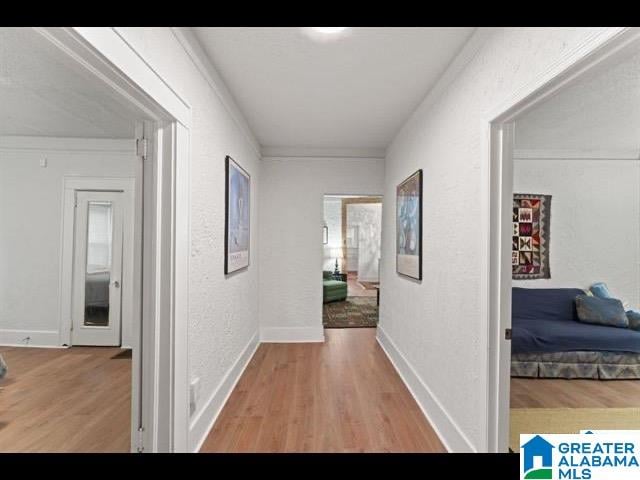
[515,46,640,153]
[193,27,475,152]
[0,28,138,138]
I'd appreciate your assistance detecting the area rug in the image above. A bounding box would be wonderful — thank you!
[510,408,640,452]
[512,193,551,280]
[323,296,378,328]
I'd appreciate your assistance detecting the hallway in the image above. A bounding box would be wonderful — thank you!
[200,329,445,452]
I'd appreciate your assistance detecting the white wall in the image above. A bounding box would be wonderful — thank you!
[259,157,384,342]
[347,203,382,281]
[0,137,136,347]
[323,197,342,271]
[112,28,262,451]
[379,27,608,452]
[512,158,640,307]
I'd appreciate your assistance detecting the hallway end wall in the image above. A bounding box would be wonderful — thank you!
[259,157,384,342]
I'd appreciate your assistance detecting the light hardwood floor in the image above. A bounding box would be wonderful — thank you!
[200,328,445,452]
[0,346,131,452]
[511,377,640,408]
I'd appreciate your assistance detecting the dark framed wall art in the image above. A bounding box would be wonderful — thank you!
[225,155,250,274]
[396,169,423,280]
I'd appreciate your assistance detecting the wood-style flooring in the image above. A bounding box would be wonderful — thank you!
[511,377,640,408]
[0,346,131,452]
[200,328,445,452]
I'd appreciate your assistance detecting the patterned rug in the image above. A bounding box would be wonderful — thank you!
[323,296,378,328]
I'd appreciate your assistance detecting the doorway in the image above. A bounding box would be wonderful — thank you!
[0,27,188,452]
[322,195,382,329]
[487,28,640,452]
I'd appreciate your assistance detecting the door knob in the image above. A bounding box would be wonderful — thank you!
[113,280,120,288]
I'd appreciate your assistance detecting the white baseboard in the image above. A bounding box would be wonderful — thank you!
[189,332,260,452]
[260,326,325,343]
[0,329,63,348]
[376,325,476,452]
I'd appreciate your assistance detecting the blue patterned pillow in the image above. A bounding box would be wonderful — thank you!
[626,310,640,331]
[575,295,629,328]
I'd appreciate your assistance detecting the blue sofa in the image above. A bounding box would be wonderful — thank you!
[511,287,640,379]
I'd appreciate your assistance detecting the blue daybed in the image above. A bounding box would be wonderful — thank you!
[511,288,640,379]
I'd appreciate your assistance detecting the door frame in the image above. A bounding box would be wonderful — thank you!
[61,177,137,348]
[483,27,640,452]
[34,27,191,452]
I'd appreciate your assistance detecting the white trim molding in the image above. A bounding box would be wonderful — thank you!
[0,136,135,153]
[376,325,476,453]
[261,146,386,159]
[189,333,260,452]
[260,326,325,343]
[513,148,640,160]
[0,329,63,348]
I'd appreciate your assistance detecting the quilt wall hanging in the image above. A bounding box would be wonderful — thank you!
[512,193,551,280]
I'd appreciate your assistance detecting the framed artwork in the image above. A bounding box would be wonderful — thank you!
[225,155,250,274]
[322,226,328,244]
[512,193,551,280]
[396,169,423,280]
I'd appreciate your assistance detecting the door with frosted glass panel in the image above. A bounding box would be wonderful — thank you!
[71,191,124,346]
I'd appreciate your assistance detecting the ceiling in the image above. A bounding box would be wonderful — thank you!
[193,27,475,152]
[515,46,640,153]
[0,28,138,138]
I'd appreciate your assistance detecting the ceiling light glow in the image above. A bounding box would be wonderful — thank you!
[311,27,348,34]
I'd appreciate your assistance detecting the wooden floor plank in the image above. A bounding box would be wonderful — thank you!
[200,328,445,452]
[511,377,640,408]
[0,346,131,452]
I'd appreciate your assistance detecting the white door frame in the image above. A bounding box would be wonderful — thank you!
[34,27,191,452]
[483,27,640,452]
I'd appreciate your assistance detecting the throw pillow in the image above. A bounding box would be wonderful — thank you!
[575,295,629,328]
[626,310,640,331]
[590,282,612,299]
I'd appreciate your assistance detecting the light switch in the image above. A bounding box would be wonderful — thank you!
[40,158,47,168]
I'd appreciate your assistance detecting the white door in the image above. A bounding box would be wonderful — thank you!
[71,191,124,346]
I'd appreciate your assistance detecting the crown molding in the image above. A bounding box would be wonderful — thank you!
[513,148,640,160]
[170,27,261,157]
[261,145,385,159]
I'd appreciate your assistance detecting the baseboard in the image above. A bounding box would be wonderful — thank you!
[376,325,476,452]
[0,329,63,348]
[260,326,325,343]
[189,332,260,452]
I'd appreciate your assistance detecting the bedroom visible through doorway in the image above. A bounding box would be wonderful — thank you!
[504,37,640,452]
[322,195,382,329]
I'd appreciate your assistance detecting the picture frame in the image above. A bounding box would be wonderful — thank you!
[396,169,423,280]
[225,155,250,274]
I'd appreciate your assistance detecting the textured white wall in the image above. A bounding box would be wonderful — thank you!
[512,159,640,307]
[113,29,261,438]
[381,27,607,451]
[0,139,136,344]
[259,157,384,340]
[323,198,342,271]
[347,203,382,281]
